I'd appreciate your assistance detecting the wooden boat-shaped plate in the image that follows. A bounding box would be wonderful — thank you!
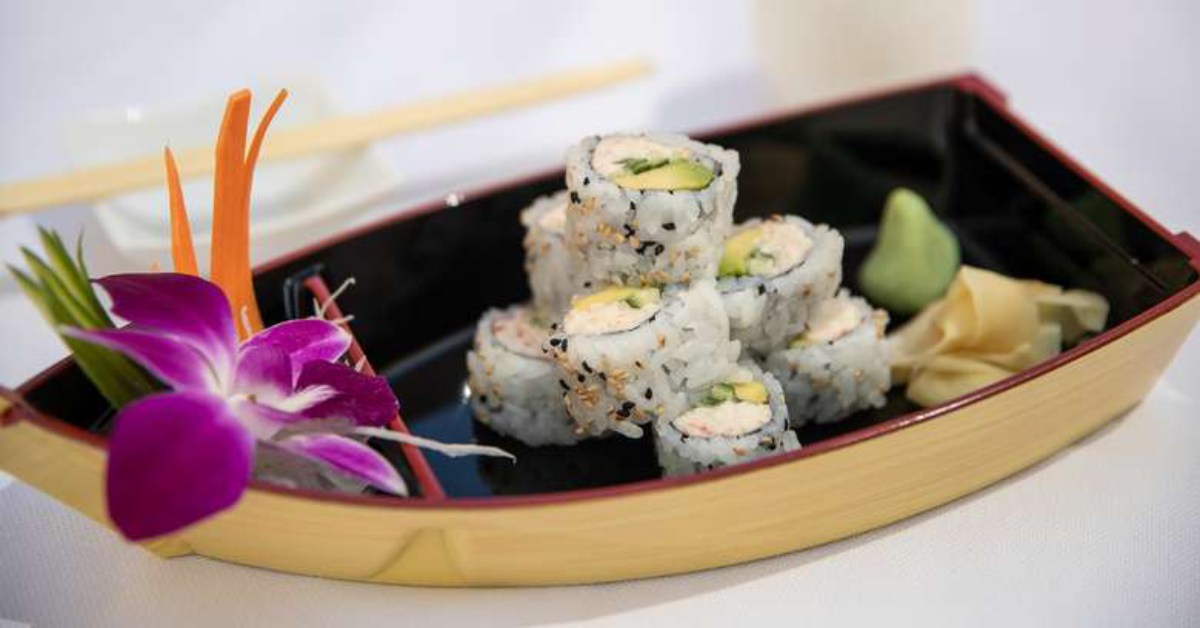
[2,75,1198,586]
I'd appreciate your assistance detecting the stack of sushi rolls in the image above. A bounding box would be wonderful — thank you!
[564,133,739,287]
[717,215,844,356]
[520,191,577,318]
[545,282,739,439]
[764,290,891,426]
[654,361,798,477]
[468,130,893,476]
[467,305,584,446]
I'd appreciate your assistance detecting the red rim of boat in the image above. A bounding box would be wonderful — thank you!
[4,73,1198,513]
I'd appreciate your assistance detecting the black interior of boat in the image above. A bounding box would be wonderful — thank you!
[20,81,1198,498]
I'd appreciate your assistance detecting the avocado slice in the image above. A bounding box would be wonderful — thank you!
[731,381,768,404]
[787,334,815,349]
[704,383,736,405]
[744,251,777,277]
[718,227,765,277]
[572,286,661,311]
[703,381,768,406]
[858,188,960,315]
[610,159,714,191]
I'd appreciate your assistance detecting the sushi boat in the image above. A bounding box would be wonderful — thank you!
[1,74,1198,586]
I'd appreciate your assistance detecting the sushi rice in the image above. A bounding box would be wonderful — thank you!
[520,191,579,318]
[654,361,800,476]
[765,290,891,427]
[718,215,844,356]
[564,133,739,287]
[467,305,586,446]
[545,281,739,438]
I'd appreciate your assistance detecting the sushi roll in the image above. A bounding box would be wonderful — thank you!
[564,133,739,287]
[718,215,844,356]
[467,305,585,446]
[546,281,739,439]
[765,291,890,427]
[520,191,579,317]
[653,362,800,477]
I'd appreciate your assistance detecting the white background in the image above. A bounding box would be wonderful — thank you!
[1,1,1198,626]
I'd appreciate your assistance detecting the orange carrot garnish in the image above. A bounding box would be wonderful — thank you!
[244,90,289,208]
[162,88,288,340]
[164,147,198,276]
[209,91,257,339]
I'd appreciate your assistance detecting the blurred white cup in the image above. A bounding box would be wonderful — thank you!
[753,0,974,106]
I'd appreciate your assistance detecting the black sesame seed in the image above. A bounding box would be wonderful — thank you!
[654,243,665,255]
[582,361,593,373]
[635,361,644,369]
[599,372,607,381]
[549,337,561,347]
[560,338,568,351]
[629,201,637,211]
[559,379,569,390]
[577,373,586,383]
[550,322,558,330]
[663,222,676,231]
[623,224,635,238]
[583,281,592,288]
[583,176,590,185]
[622,401,636,411]
[757,284,766,296]
[569,191,581,204]
[644,387,653,400]
[479,394,488,403]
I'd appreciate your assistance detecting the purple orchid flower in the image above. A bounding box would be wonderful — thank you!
[65,272,405,541]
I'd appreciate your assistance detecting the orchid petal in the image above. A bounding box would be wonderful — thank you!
[276,433,406,495]
[96,274,237,381]
[105,391,253,540]
[229,397,308,440]
[233,343,293,399]
[63,327,217,392]
[295,361,398,427]
[241,318,351,379]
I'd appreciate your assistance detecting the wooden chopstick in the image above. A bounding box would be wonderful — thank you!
[0,58,652,216]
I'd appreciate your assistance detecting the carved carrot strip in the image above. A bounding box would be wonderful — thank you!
[228,89,288,337]
[209,90,254,339]
[244,89,289,201]
[164,147,198,276]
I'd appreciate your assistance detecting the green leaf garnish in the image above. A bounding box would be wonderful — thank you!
[8,230,159,409]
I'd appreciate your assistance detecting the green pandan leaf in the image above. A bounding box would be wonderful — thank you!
[858,188,961,315]
[73,232,113,323]
[8,232,158,409]
[40,228,112,326]
[21,247,104,329]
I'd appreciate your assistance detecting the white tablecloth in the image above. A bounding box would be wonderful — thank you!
[2,1,1198,626]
